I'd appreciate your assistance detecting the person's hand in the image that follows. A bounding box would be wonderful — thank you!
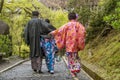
[48,33,53,38]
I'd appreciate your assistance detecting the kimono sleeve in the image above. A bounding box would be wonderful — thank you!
[51,24,67,49]
[40,20,54,34]
[24,23,29,45]
[77,23,86,50]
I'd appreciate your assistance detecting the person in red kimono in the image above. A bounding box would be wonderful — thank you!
[50,12,86,77]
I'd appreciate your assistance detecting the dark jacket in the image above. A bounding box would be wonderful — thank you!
[24,17,55,58]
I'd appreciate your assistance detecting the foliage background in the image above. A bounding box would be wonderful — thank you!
[0,0,68,58]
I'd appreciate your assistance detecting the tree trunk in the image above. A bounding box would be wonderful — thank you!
[0,0,4,13]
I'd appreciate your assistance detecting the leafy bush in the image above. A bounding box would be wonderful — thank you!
[51,10,68,28]
[20,44,29,58]
[104,1,120,29]
[0,35,12,57]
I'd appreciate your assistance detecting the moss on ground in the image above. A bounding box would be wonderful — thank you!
[79,30,120,80]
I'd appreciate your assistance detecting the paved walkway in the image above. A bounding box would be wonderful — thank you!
[0,59,91,80]
[0,56,23,71]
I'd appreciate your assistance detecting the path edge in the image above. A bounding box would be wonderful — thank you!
[0,59,29,74]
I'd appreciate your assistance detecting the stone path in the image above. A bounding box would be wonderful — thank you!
[0,59,91,80]
[0,56,24,72]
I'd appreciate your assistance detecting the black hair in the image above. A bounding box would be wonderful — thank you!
[32,11,39,16]
[45,19,50,23]
[68,12,77,20]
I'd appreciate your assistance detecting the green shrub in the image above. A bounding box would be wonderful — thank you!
[0,35,12,57]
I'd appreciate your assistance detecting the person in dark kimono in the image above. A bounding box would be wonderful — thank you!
[24,11,54,73]
[40,19,57,74]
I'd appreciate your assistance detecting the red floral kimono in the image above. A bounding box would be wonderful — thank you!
[51,20,86,76]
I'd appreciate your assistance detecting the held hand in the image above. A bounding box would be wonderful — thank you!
[48,33,53,38]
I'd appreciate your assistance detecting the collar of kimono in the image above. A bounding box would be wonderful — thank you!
[70,20,77,22]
